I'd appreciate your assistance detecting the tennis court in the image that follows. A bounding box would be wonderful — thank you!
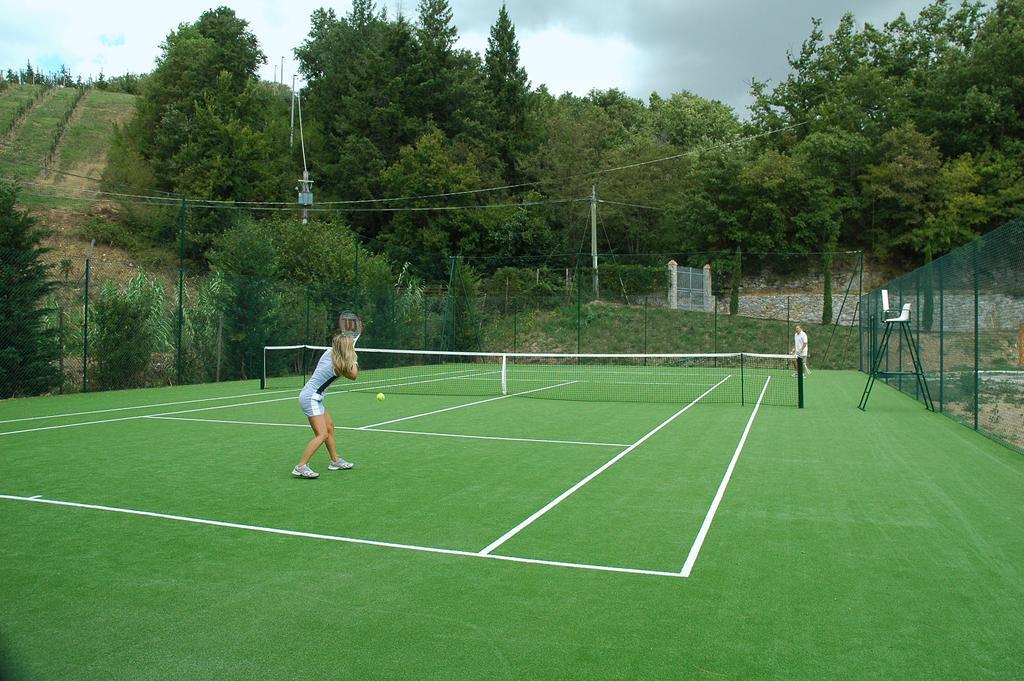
[2,363,1023,680]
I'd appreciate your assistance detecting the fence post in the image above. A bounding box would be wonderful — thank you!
[82,239,94,393]
[576,266,581,354]
[354,238,361,312]
[513,306,518,355]
[175,198,186,386]
[915,271,921,401]
[304,284,310,345]
[713,302,718,354]
[643,298,648,355]
[216,311,223,382]
[938,258,944,412]
[58,303,64,393]
[897,278,903,389]
[786,296,791,348]
[974,240,980,431]
[858,251,864,371]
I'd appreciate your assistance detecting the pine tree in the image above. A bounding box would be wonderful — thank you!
[484,4,530,182]
[0,183,59,397]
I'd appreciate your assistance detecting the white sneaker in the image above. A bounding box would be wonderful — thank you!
[328,459,354,470]
[292,464,319,479]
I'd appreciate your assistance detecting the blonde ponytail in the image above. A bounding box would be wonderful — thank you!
[331,334,357,378]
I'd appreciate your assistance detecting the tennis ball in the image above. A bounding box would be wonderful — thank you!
[376,392,385,401]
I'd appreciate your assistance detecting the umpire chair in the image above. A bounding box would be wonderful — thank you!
[858,291,935,412]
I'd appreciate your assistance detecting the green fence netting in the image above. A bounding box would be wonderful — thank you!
[2,240,864,399]
[860,216,1024,453]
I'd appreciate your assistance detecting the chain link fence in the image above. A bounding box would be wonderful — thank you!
[3,239,864,398]
[860,216,1024,453]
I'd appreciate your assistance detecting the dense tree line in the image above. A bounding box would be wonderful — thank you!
[101,0,1023,284]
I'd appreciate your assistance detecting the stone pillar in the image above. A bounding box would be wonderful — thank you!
[703,263,713,312]
[667,260,678,309]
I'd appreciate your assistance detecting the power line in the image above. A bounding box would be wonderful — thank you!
[599,199,669,211]
[1,118,810,209]
[14,187,586,213]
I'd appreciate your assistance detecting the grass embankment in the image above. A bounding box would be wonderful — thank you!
[55,90,135,173]
[0,84,46,134]
[0,87,80,182]
[2,89,136,208]
[481,299,860,369]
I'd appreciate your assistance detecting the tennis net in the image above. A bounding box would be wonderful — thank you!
[263,346,804,407]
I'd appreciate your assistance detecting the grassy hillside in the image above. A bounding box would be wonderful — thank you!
[53,90,136,176]
[480,300,860,369]
[0,84,46,134]
[0,87,80,181]
[0,87,135,189]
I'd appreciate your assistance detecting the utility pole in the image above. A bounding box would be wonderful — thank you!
[280,57,285,86]
[295,88,313,224]
[591,185,599,299]
[289,75,296,148]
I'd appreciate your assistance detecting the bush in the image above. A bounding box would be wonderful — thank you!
[91,271,171,389]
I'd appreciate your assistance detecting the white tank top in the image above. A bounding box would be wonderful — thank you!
[300,348,338,398]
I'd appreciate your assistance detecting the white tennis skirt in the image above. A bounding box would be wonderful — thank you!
[298,391,325,417]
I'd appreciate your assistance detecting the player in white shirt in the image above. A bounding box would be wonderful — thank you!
[292,334,359,478]
[792,325,810,377]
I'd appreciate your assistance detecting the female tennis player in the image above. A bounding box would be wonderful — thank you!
[292,334,359,478]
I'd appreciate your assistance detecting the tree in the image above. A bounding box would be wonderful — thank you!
[126,8,282,197]
[648,91,740,149]
[209,218,281,379]
[860,123,944,259]
[0,183,59,397]
[379,127,486,278]
[483,4,530,182]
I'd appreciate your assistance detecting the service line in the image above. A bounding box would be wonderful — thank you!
[478,375,732,556]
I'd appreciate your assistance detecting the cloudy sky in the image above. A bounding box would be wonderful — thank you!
[0,0,977,115]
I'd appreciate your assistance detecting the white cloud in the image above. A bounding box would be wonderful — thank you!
[0,0,995,110]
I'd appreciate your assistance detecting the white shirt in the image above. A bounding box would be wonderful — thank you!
[794,330,808,357]
[300,348,337,400]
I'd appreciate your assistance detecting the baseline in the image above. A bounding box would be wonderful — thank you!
[0,494,684,579]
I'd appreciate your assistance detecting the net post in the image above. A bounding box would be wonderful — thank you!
[501,354,507,395]
[740,352,745,406]
[797,356,804,408]
[260,346,266,390]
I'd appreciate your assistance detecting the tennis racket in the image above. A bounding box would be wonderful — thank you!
[338,311,363,345]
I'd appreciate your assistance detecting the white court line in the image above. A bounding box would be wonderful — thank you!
[0,370,505,437]
[680,377,771,578]
[0,395,301,437]
[0,494,684,579]
[0,366,491,430]
[146,415,628,448]
[0,388,296,425]
[358,381,578,429]
[478,375,733,556]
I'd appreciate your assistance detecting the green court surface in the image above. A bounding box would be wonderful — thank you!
[1,371,1022,680]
